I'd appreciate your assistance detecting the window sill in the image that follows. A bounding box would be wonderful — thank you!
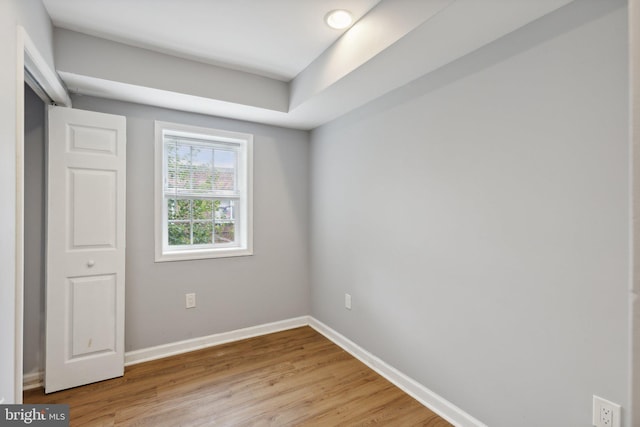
[155,247,253,262]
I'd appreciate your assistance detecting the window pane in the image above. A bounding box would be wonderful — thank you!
[214,149,236,191]
[192,199,213,220]
[175,145,192,191]
[192,146,214,192]
[167,142,238,196]
[168,199,190,220]
[193,221,213,245]
[166,144,177,189]
[215,222,235,243]
[168,222,190,246]
[215,200,235,243]
[216,199,234,221]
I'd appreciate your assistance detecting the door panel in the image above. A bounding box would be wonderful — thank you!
[70,275,117,359]
[69,168,117,249]
[46,106,126,393]
[68,124,118,155]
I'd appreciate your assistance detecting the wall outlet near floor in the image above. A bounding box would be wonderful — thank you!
[593,395,621,427]
[345,293,352,310]
[185,293,196,309]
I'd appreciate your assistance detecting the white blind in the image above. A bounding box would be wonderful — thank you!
[164,135,239,199]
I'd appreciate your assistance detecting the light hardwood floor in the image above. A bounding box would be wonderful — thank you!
[24,326,451,426]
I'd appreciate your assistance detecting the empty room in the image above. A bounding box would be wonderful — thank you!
[1,0,639,426]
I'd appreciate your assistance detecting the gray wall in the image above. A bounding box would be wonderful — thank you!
[64,96,310,351]
[631,1,640,424]
[310,2,629,426]
[23,84,45,377]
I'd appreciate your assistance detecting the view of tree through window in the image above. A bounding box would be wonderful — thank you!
[167,199,236,245]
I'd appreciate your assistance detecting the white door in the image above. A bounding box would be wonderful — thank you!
[45,106,126,393]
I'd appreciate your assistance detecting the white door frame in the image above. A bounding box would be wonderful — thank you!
[14,25,71,403]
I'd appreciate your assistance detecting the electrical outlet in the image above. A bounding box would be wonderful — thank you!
[345,293,352,310]
[593,395,621,427]
[185,293,196,309]
[601,407,612,426]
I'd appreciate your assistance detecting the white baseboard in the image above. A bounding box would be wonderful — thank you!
[23,372,43,391]
[124,316,310,366]
[23,315,484,427]
[308,317,487,427]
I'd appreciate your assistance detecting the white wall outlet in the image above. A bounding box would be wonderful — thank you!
[185,293,196,309]
[593,395,621,427]
[345,293,352,310]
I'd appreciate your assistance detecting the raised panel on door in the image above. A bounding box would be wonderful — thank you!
[68,124,118,155]
[68,168,117,250]
[69,275,117,359]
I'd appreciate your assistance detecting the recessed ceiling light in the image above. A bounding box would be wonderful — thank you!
[325,9,353,30]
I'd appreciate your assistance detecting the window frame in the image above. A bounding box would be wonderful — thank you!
[154,121,253,262]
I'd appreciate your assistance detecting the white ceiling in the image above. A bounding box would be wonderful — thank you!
[41,0,577,130]
[42,0,381,81]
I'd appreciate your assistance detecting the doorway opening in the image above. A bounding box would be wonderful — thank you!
[22,80,47,391]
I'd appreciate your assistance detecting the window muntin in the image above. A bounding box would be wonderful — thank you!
[155,121,252,261]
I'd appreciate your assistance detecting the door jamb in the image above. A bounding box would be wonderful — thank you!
[15,25,71,403]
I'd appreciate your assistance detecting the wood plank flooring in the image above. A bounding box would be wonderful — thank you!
[24,326,451,426]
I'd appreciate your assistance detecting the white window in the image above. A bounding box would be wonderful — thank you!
[155,121,253,261]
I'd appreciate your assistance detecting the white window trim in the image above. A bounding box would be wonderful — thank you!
[154,121,253,262]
